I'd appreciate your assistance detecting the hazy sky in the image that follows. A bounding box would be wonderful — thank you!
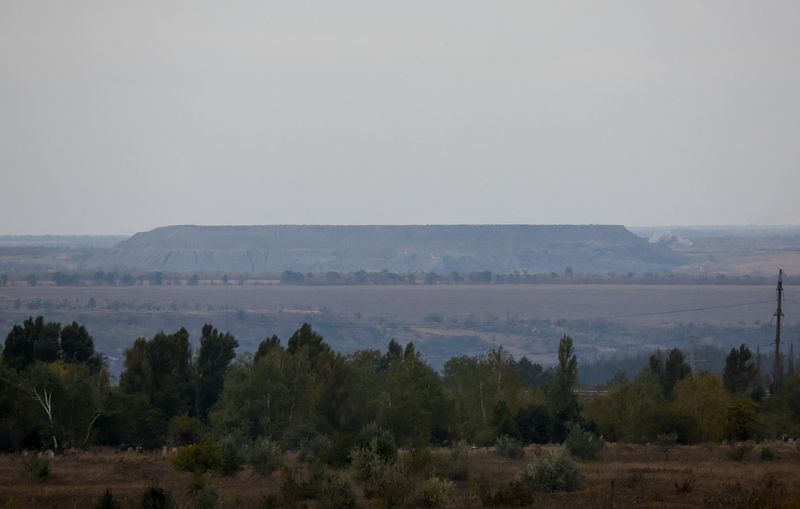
[1,1,799,234]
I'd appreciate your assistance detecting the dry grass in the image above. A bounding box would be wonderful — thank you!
[2,443,800,508]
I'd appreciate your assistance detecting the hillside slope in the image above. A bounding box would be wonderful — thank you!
[87,224,682,274]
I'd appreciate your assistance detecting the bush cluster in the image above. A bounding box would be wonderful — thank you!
[171,441,224,474]
[495,435,525,460]
[94,489,120,509]
[249,436,285,475]
[412,476,453,508]
[563,423,604,460]
[522,449,583,492]
[726,443,753,462]
[24,454,50,481]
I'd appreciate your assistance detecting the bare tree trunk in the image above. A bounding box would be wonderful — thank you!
[479,381,486,424]
[33,387,58,451]
[83,412,102,448]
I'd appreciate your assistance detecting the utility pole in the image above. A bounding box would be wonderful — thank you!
[687,337,706,377]
[773,269,784,385]
[756,346,762,376]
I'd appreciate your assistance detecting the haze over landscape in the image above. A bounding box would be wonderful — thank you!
[2,1,800,234]
[3,2,800,508]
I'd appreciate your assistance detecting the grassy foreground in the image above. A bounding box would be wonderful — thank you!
[2,442,800,508]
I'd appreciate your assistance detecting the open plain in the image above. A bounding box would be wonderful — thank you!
[1,284,797,326]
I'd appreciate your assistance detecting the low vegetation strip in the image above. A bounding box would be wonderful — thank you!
[2,443,800,508]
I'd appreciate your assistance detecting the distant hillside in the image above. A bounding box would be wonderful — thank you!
[85,225,682,274]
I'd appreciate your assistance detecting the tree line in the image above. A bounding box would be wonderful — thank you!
[1,316,798,456]
[2,269,792,288]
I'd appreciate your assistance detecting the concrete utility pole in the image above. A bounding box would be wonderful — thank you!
[773,269,785,385]
[687,337,706,378]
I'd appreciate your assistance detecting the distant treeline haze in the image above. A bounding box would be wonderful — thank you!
[0,269,793,287]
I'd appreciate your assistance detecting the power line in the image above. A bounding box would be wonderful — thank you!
[598,299,774,320]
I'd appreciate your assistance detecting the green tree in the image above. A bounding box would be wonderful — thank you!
[762,374,800,437]
[723,344,758,395]
[649,348,690,398]
[3,317,62,370]
[444,348,526,444]
[726,399,761,441]
[119,328,195,442]
[254,334,281,363]
[25,361,108,451]
[584,371,665,443]
[547,335,579,441]
[287,323,331,367]
[212,342,314,439]
[60,322,96,365]
[196,324,238,418]
[670,373,729,443]
[315,353,362,434]
[515,403,551,444]
[492,400,519,438]
[514,357,549,389]
[379,342,453,444]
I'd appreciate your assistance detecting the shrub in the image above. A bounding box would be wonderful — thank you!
[406,443,435,474]
[760,446,777,461]
[94,489,120,509]
[674,470,695,493]
[318,472,358,509]
[656,431,679,446]
[249,436,285,476]
[478,479,535,507]
[564,424,604,460]
[495,435,525,460]
[280,474,309,505]
[167,414,205,446]
[522,450,583,492]
[656,432,679,460]
[188,476,222,509]
[363,463,412,508]
[171,441,223,474]
[325,433,358,467]
[357,423,397,464]
[281,465,325,504]
[413,477,453,508]
[140,487,169,509]
[401,444,470,482]
[299,434,331,464]
[216,430,249,476]
[726,444,753,462]
[349,438,386,483]
[25,455,50,481]
[257,494,280,509]
[432,446,470,482]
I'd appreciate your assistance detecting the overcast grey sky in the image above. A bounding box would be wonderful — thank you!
[1,1,799,234]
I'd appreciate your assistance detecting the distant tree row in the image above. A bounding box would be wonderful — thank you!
[1,269,793,287]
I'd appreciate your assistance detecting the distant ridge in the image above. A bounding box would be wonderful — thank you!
[87,224,682,274]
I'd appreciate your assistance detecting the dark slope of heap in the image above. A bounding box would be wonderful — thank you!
[89,225,682,274]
